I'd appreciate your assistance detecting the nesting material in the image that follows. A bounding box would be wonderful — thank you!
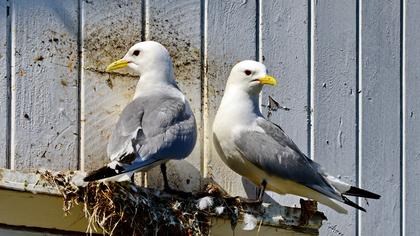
[39,171,268,236]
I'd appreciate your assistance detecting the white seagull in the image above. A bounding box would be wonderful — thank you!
[84,41,197,191]
[212,60,380,213]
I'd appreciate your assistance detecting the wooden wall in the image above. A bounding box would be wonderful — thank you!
[0,0,418,235]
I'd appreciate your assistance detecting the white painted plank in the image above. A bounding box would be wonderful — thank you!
[0,228,67,236]
[13,0,79,170]
[360,0,401,235]
[0,0,8,168]
[405,0,420,235]
[313,1,358,235]
[206,0,257,197]
[145,0,202,192]
[261,0,309,209]
[81,0,142,171]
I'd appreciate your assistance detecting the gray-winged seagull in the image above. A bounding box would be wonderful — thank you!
[84,41,197,192]
[212,60,380,213]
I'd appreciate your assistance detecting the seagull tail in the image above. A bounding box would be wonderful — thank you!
[324,175,381,199]
[343,186,381,199]
[342,195,366,212]
[84,158,163,182]
[83,165,125,182]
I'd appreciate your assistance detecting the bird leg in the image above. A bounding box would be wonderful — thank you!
[257,180,267,202]
[160,163,171,191]
[230,180,267,205]
[160,163,192,197]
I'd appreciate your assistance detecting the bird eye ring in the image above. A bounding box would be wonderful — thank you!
[244,70,252,76]
[133,50,140,56]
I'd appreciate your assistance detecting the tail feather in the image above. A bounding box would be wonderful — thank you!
[84,158,164,182]
[342,195,366,212]
[84,165,124,182]
[343,186,381,199]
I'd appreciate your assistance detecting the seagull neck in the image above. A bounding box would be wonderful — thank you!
[222,87,262,117]
[133,71,176,98]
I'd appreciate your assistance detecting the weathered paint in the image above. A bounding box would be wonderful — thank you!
[0,0,416,235]
[0,0,8,168]
[12,0,79,170]
[405,0,420,235]
[205,0,257,197]
[360,0,401,235]
[145,0,202,192]
[312,1,358,235]
[0,169,323,235]
[80,0,142,171]
[261,0,309,210]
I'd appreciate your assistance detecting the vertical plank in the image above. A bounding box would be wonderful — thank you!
[360,0,401,235]
[13,0,79,170]
[145,0,202,192]
[261,0,309,207]
[0,0,8,168]
[405,0,420,235]
[206,0,257,196]
[313,0,357,235]
[81,0,142,171]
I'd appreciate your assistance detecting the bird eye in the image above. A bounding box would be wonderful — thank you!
[244,70,252,76]
[133,50,140,56]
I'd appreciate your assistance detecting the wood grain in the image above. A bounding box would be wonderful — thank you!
[312,0,358,235]
[0,0,8,168]
[360,0,401,235]
[80,0,142,171]
[261,0,310,210]
[144,0,203,192]
[206,0,257,197]
[12,0,79,170]
[405,0,420,235]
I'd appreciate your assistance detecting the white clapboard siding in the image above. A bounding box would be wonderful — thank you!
[205,0,258,197]
[261,0,309,209]
[1,0,419,235]
[313,0,358,235]
[0,0,8,168]
[80,0,142,171]
[360,0,401,235]
[405,0,420,235]
[12,0,79,170]
[145,0,202,192]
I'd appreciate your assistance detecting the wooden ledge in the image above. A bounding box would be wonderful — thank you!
[0,168,325,235]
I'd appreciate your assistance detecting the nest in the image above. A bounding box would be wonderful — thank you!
[40,171,266,236]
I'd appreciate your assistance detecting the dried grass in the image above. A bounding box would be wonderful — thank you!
[40,171,263,236]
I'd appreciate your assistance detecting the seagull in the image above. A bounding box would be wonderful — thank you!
[84,41,197,192]
[212,60,380,213]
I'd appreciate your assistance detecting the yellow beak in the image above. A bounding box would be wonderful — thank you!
[106,59,129,72]
[258,75,277,86]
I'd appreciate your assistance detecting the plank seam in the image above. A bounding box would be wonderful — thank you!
[141,0,146,42]
[308,0,315,160]
[356,0,363,235]
[144,0,150,40]
[77,0,83,171]
[5,0,12,170]
[201,0,209,177]
[256,0,262,113]
[9,0,15,170]
[400,0,406,235]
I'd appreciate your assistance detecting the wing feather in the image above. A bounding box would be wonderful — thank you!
[233,118,341,201]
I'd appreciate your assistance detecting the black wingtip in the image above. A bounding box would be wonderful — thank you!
[343,196,366,212]
[84,166,119,182]
[344,186,381,199]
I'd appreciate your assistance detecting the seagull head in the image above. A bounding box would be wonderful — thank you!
[227,60,277,95]
[105,41,172,76]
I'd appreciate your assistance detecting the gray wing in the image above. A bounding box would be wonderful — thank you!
[233,117,341,201]
[107,92,196,169]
